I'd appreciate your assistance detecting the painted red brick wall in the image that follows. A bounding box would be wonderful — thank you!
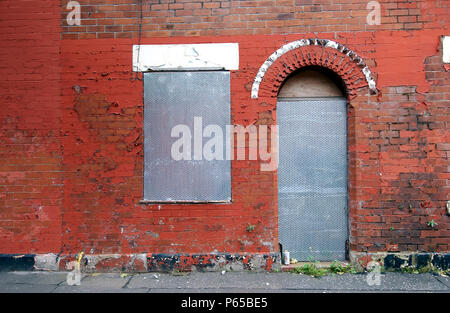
[0,0,449,260]
[60,0,447,38]
[0,0,62,253]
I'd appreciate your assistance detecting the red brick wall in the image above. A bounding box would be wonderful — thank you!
[0,0,448,258]
[0,0,62,253]
[60,0,447,39]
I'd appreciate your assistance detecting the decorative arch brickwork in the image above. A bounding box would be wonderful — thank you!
[251,39,377,100]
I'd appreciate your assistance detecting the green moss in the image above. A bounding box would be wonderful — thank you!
[291,261,357,278]
[400,266,419,274]
[398,264,450,276]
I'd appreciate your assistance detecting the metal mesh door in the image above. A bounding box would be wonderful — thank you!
[277,97,348,261]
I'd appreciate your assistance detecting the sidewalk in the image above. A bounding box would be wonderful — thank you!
[0,271,449,293]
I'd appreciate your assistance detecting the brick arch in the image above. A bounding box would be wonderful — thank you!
[251,39,377,100]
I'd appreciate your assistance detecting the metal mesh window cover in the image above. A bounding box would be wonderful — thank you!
[277,97,348,261]
[143,71,231,202]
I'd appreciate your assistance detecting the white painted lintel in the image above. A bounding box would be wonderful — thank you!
[132,43,239,72]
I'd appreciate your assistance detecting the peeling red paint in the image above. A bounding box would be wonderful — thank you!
[374,30,443,93]
[1,0,448,265]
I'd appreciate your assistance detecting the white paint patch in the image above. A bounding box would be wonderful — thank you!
[133,43,239,71]
[34,253,59,271]
[443,36,450,63]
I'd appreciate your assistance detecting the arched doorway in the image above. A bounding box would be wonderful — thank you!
[277,66,348,261]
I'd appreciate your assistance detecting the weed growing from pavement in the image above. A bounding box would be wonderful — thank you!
[289,262,449,278]
[290,261,357,278]
[329,261,358,275]
[291,263,328,277]
[289,248,358,277]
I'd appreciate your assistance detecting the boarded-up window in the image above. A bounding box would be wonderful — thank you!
[143,71,231,202]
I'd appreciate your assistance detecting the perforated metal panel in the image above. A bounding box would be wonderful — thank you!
[143,71,231,202]
[277,97,348,261]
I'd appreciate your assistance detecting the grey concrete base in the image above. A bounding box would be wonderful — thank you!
[0,271,448,293]
[1,252,448,273]
[350,251,450,272]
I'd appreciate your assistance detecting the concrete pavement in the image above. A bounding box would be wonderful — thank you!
[0,271,449,293]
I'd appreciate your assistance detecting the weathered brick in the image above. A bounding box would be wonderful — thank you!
[0,0,448,267]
